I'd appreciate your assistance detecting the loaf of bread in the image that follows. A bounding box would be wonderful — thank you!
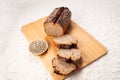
[57,49,81,63]
[53,34,78,49]
[44,7,71,37]
[52,57,77,75]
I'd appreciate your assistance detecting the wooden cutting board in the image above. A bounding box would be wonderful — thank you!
[21,17,107,80]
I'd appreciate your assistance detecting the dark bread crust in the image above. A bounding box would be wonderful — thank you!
[44,7,64,24]
[55,7,71,32]
[58,43,77,49]
[54,42,77,49]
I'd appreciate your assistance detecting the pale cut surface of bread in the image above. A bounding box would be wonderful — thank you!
[57,49,81,62]
[44,7,71,37]
[53,34,78,49]
[52,58,77,75]
[44,22,64,37]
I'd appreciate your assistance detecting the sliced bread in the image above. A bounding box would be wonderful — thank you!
[57,49,81,63]
[52,57,77,75]
[53,34,78,49]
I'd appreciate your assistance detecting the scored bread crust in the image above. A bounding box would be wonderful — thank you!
[44,7,71,37]
[55,7,71,32]
[52,57,77,75]
[44,7,64,24]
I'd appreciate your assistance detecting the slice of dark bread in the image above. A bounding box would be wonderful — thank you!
[53,34,78,49]
[52,57,77,75]
[57,49,81,63]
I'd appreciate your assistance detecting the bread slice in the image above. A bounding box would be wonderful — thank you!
[57,49,81,63]
[44,7,71,37]
[52,57,77,75]
[53,34,78,49]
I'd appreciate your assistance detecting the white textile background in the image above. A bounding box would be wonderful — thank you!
[0,0,120,80]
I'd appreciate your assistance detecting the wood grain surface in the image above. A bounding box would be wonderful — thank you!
[21,17,107,80]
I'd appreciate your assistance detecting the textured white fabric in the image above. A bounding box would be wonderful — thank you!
[0,0,120,80]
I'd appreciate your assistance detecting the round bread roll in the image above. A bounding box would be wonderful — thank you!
[29,40,48,55]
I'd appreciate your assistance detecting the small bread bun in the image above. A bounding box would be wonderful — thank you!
[29,40,48,55]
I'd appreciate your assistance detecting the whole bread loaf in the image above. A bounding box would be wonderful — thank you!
[44,7,71,37]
